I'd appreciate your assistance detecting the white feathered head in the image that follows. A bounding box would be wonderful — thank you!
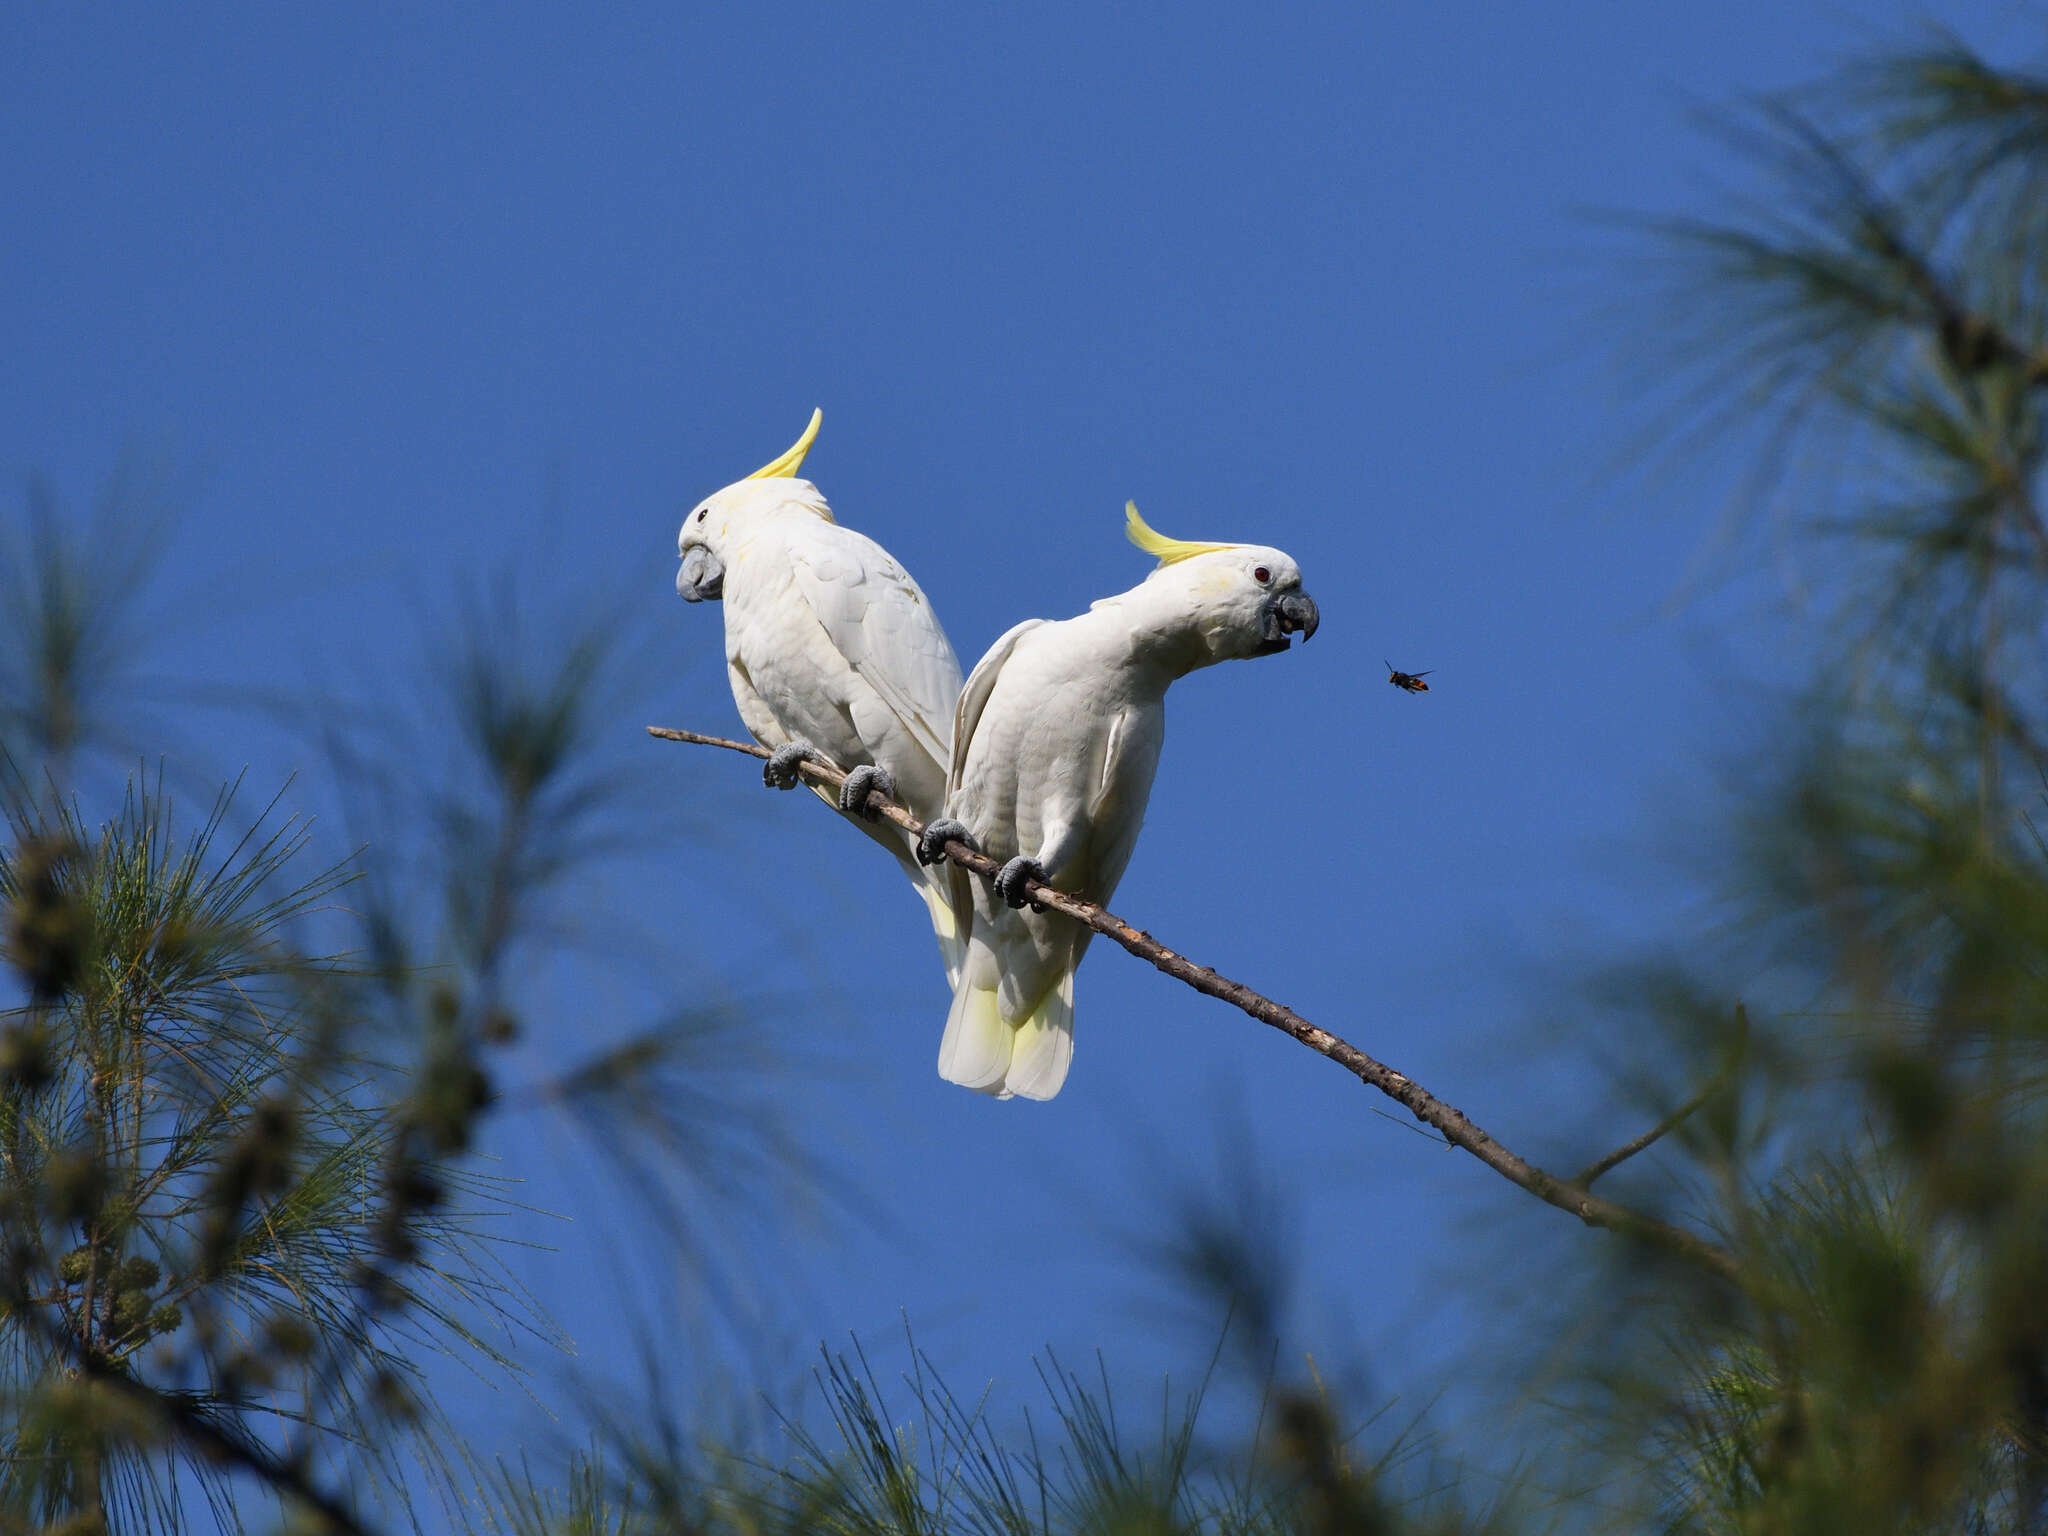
[677,409,834,601]
[1115,501,1319,662]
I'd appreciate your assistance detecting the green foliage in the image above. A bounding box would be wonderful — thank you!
[1556,32,2048,1536]
[0,456,181,793]
[0,778,537,1533]
[513,1331,1499,1536]
[0,463,824,1530]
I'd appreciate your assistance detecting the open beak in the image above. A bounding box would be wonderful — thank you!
[677,546,725,602]
[1256,589,1319,654]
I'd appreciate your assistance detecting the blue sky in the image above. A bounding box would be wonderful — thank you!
[6,0,2040,1512]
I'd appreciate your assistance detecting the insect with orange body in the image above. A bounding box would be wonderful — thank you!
[1385,661,1432,693]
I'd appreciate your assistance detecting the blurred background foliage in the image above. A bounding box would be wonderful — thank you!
[7,29,2048,1536]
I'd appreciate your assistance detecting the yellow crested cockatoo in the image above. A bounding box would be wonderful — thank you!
[677,409,966,982]
[915,502,1319,1100]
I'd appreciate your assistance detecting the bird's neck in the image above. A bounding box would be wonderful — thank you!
[1085,580,1216,692]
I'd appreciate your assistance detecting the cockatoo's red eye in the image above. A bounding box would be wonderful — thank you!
[1253,566,1271,584]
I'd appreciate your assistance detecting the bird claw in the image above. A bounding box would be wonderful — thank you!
[763,740,823,790]
[838,764,896,820]
[916,818,975,867]
[995,856,1049,911]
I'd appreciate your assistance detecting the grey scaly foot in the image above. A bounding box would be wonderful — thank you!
[995,856,1049,911]
[838,764,896,820]
[763,740,823,790]
[916,818,975,867]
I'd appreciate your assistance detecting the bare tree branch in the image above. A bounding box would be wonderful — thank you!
[648,724,1746,1285]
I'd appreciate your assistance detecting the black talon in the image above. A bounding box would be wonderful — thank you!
[763,740,823,790]
[995,856,1048,911]
[838,764,896,820]
[917,818,975,867]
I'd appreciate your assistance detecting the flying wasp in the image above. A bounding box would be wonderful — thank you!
[1385,661,1432,694]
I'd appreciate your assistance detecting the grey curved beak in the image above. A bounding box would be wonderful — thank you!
[677,546,725,602]
[1257,589,1319,653]
[1275,590,1319,642]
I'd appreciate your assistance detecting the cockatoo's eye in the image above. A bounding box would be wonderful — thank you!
[696,508,708,523]
[1253,566,1271,584]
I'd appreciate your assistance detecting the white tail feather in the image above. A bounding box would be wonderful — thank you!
[1001,969,1075,1101]
[937,977,1012,1094]
[937,955,1077,1102]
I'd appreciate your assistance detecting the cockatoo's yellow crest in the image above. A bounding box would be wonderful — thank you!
[747,408,823,480]
[1124,501,1237,567]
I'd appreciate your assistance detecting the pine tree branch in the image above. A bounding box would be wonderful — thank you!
[41,1324,378,1536]
[648,724,1746,1285]
[1767,103,2048,387]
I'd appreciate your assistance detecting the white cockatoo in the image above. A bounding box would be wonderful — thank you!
[676,409,967,982]
[914,502,1319,1100]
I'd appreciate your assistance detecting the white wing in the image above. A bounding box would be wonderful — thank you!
[786,522,962,768]
[1071,702,1163,958]
[931,616,1049,968]
[947,617,1046,794]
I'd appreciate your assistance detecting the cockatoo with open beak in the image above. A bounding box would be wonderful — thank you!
[677,409,966,983]
[915,502,1319,1100]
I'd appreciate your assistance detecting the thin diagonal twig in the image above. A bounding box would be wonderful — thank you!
[648,724,1745,1285]
[1572,1012,1745,1189]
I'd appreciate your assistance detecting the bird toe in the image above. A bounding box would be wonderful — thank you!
[995,856,1048,910]
[763,740,822,790]
[838,764,896,820]
[917,818,975,867]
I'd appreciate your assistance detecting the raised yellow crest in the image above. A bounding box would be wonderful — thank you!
[1124,501,1237,566]
[747,408,823,480]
